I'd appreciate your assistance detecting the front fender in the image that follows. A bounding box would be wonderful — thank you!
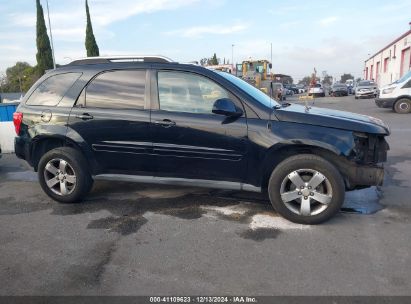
[270,122,355,156]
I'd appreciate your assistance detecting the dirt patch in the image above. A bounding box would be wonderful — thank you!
[160,206,206,220]
[238,228,281,242]
[87,215,148,236]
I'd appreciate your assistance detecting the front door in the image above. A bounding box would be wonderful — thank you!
[68,69,153,174]
[150,70,248,182]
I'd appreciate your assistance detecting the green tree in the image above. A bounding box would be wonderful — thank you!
[1,62,40,93]
[199,58,208,66]
[210,53,218,65]
[340,73,354,83]
[322,75,333,86]
[85,0,100,57]
[298,76,312,86]
[35,0,54,75]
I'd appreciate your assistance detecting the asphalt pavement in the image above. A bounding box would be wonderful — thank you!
[0,95,410,296]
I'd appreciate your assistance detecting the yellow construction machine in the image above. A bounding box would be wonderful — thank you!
[236,59,281,97]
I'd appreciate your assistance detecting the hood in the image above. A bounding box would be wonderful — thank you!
[380,83,397,90]
[273,104,390,135]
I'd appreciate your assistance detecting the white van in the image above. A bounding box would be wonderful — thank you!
[376,70,411,113]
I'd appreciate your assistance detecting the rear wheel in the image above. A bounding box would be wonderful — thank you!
[393,98,411,114]
[268,154,345,224]
[38,147,93,203]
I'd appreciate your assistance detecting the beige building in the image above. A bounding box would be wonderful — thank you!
[364,22,411,87]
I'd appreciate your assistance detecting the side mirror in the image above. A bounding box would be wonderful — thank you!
[269,63,273,69]
[212,98,243,117]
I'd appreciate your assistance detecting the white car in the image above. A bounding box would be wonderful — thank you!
[375,70,411,114]
[354,80,378,99]
[308,84,325,97]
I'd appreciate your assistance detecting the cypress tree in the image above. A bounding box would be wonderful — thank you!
[35,0,53,75]
[85,0,100,57]
[211,53,218,65]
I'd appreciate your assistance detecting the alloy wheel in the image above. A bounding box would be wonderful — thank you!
[43,158,77,196]
[280,169,333,216]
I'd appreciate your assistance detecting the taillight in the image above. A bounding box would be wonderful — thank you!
[13,112,23,135]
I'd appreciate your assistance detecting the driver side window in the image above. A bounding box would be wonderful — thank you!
[157,71,229,114]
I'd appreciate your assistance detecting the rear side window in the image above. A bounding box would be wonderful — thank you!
[85,70,146,109]
[26,72,81,106]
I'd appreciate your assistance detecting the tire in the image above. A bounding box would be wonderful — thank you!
[268,154,345,224]
[355,96,358,99]
[393,98,411,114]
[38,147,93,203]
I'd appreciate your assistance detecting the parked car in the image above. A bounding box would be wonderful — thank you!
[375,70,411,114]
[329,84,349,97]
[285,88,294,96]
[14,55,390,224]
[308,83,326,97]
[295,84,306,93]
[284,84,299,94]
[355,80,378,99]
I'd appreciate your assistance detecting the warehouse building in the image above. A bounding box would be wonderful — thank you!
[364,22,411,87]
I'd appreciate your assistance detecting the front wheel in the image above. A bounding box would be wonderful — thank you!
[268,154,345,224]
[38,147,93,203]
[393,98,411,114]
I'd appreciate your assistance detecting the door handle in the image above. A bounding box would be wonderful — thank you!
[153,119,176,128]
[75,113,94,120]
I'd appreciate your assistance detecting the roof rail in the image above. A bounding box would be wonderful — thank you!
[68,55,175,65]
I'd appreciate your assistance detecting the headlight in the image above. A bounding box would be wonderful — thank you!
[382,87,395,94]
[353,131,368,138]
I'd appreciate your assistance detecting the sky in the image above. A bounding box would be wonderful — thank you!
[0,0,410,81]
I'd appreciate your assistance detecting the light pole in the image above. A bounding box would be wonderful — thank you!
[270,42,273,74]
[45,0,56,69]
[231,44,235,69]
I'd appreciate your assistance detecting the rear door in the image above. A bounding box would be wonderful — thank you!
[67,69,153,174]
[150,70,248,182]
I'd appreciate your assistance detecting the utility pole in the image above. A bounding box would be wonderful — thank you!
[231,44,235,69]
[270,42,273,74]
[46,0,56,69]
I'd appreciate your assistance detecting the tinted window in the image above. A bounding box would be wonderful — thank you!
[26,72,81,106]
[86,70,146,109]
[158,71,229,114]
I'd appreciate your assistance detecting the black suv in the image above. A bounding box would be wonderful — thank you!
[14,56,390,224]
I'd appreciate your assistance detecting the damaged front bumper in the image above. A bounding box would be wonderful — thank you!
[342,132,389,189]
[375,97,396,108]
[344,163,384,189]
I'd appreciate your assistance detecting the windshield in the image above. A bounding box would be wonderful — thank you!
[393,70,411,84]
[358,81,375,86]
[217,72,280,108]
